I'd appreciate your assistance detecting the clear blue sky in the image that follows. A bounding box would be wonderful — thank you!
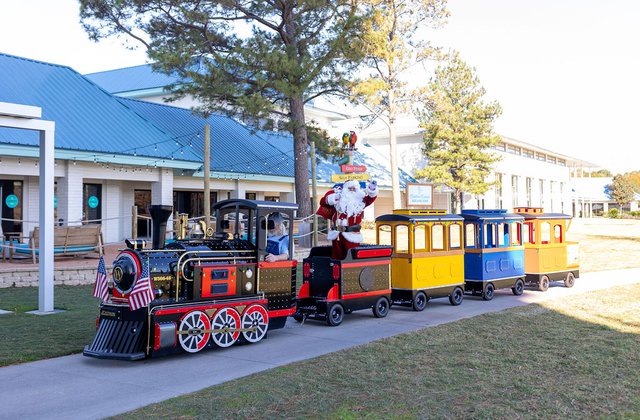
[1,0,638,174]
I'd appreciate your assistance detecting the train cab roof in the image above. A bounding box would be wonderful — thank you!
[212,199,298,214]
[460,209,524,222]
[376,209,463,223]
[513,207,572,220]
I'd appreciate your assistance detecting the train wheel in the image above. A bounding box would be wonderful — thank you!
[564,272,576,288]
[241,304,269,343]
[372,297,390,318]
[512,279,525,296]
[538,275,550,292]
[211,307,241,348]
[293,312,305,322]
[412,292,427,312]
[326,303,344,326]
[482,283,495,301]
[449,287,464,306]
[178,310,211,354]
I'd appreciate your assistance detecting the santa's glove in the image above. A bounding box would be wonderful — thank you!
[367,179,378,197]
[326,192,340,206]
[327,230,339,241]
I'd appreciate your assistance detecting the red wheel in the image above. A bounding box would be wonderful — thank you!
[178,310,211,353]
[241,304,269,343]
[211,307,241,348]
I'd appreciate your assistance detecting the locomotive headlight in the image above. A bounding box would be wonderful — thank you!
[112,252,140,294]
[245,281,253,292]
[245,268,253,279]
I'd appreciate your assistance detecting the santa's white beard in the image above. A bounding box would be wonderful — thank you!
[337,188,366,217]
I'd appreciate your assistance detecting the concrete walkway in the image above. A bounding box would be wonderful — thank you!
[1,268,639,420]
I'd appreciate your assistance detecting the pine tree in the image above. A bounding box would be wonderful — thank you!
[351,0,448,210]
[415,54,502,213]
[80,1,365,216]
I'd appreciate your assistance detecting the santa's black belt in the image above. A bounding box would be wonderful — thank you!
[335,224,361,233]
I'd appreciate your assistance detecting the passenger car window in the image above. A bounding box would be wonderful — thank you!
[432,224,445,250]
[449,224,461,249]
[395,225,409,253]
[465,223,476,248]
[377,224,392,246]
[414,225,427,252]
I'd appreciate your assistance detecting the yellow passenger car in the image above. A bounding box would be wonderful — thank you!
[513,207,580,291]
[375,210,465,311]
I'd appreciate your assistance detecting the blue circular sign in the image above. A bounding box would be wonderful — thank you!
[54,196,58,209]
[5,194,19,209]
[88,196,99,209]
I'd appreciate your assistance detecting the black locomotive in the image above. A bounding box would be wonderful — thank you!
[84,200,298,360]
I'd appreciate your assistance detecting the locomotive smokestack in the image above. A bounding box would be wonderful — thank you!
[149,205,173,249]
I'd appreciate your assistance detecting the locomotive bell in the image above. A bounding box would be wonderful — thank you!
[189,222,204,239]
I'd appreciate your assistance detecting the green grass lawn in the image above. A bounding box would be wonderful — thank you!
[0,285,99,366]
[113,285,640,419]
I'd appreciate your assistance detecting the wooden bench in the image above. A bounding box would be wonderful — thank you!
[13,225,104,263]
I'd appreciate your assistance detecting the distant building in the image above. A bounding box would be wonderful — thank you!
[357,119,600,216]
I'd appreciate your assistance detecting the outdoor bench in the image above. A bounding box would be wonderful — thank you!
[12,225,104,263]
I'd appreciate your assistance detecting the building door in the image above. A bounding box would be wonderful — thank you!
[83,183,102,224]
[0,180,23,236]
[173,191,217,217]
[135,189,151,237]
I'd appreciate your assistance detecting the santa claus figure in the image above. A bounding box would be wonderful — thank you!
[318,179,378,259]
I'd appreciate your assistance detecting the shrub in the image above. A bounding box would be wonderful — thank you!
[607,208,619,218]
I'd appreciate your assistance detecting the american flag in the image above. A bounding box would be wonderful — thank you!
[92,256,109,302]
[129,258,155,311]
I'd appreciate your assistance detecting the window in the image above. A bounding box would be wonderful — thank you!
[395,225,409,253]
[432,224,445,250]
[465,223,476,248]
[547,156,556,164]
[449,224,461,249]
[510,223,522,245]
[550,181,555,211]
[512,176,519,208]
[507,145,521,155]
[536,152,546,161]
[539,179,545,208]
[264,195,280,202]
[484,224,496,248]
[493,142,507,152]
[173,191,218,217]
[377,224,392,246]
[524,222,535,244]
[498,223,507,247]
[526,177,533,207]
[245,192,257,200]
[134,189,151,237]
[554,224,563,243]
[558,159,566,167]
[414,225,427,252]
[523,149,534,158]
[494,173,503,208]
[541,222,551,244]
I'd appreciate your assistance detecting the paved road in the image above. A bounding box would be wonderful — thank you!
[1,267,639,420]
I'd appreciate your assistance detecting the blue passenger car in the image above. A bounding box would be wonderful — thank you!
[461,210,525,300]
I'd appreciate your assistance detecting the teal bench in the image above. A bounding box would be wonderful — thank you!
[13,225,104,263]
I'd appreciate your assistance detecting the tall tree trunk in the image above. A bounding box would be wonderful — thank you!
[290,96,311,217]
[388,88,401,210]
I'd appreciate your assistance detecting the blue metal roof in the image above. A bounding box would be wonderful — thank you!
[119,99,294,177]
[0,52,190,162]
[85,64,181,95]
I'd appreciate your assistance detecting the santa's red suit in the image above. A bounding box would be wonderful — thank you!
[317,179,378,260]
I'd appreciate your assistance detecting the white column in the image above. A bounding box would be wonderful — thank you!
[230,179,247,200]
[58,161,83,226]
[152,168,174,205]
[39,124,55,313]
[103,180,122,243]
